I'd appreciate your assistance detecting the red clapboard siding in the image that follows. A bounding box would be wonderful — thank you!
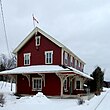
[17,32,61,66]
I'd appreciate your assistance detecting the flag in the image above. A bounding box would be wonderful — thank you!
[33,15,39,23]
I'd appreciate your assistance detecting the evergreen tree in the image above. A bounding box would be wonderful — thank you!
[90,66,104,95]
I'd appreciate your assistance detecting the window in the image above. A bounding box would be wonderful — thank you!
[24,53,31,65]
[76,80,80,89]
[45,51,53,64]
[73,57,75,67]
[64,78,67,90]
[64,52,68,65]
[80,62,82,68]
[78,61,80,67]
[70,56,73,67]
[74,59,77,68]
[35,36,41,46]
[32,78,42,91]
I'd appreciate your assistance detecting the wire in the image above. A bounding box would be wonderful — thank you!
[0,0,10,57]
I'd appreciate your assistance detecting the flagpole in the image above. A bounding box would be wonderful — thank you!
[32,14,36,28]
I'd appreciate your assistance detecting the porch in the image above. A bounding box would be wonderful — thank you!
[0,65,93,97]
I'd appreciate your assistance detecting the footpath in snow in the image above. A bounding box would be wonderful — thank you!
[0,81,110,110]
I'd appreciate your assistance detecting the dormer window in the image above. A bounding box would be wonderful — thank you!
[35,36,41,46]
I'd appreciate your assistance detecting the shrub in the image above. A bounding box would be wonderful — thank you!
[0,93,5,107]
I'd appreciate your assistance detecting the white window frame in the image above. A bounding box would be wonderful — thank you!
[32,78,42,91]
[45,51,53,64]
[24,53,31,65]
[74,59,77,68]
[35,36,41,46]
[64,52,68,65]
[78,61,80,67]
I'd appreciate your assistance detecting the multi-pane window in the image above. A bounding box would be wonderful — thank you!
[45,51,53,64]
[35,36,41,46]
[76,80,80,89]
[82,64,84,72]
[64,52,68,65]
[64,78,67,90]
[24,53,31,65]
[32,78,42,91]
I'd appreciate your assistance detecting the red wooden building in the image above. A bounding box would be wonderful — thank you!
[0,27,93,97]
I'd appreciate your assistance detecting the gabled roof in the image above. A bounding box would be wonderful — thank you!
[13,27,85,64]
[0,65,93,79]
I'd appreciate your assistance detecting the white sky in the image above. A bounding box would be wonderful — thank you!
[0,0,110,81]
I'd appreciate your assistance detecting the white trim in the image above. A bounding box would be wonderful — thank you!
[74,58,77,68]
[45,51,53,64]
[24,53,31,65]
[64,52,68,65]
[32,77,42,91]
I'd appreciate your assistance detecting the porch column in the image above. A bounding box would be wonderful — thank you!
[8,75,16,91]
[69,76,75,95]
[56,73,68,97]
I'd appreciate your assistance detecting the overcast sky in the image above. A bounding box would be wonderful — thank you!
[0,0,110,81]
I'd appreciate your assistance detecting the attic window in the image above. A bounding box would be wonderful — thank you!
[35,36,41,46]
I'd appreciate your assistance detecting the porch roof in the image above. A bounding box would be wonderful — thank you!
[0,65,93,79]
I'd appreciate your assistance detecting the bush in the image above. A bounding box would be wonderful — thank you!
[0,93,5,107]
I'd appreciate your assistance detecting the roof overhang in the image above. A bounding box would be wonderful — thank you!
[0,65,93,80]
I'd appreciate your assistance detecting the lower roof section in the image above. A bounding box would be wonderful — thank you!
[0,65,93,80]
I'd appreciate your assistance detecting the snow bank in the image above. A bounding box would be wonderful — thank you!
[0,81,15,93]
[19,92,50,104]
[26,92,50,104]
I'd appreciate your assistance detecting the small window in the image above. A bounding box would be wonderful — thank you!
[64,52,68,65]
[64,78,67,90]
[35,36,41,46]
[73,57,74,67]
[80,62,82,68]
[70,56,73,67]
[74,59,77,68]
[76,80,80,89]
[32,78,42,91]
[45,51,53,64]
[24,53,31,65]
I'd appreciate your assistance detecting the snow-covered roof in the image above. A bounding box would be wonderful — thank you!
[0,65,93,79]
[0,65,70,74]
[13,27,85,64]
[67,66,93,80]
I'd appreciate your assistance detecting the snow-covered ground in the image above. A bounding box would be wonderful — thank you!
[0,81,110,110]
